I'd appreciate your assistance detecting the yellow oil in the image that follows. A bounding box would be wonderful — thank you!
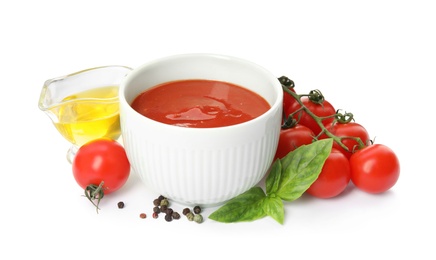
[52,86,121,146]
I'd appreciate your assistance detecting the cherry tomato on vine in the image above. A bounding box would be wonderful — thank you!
[306,148,351,199]
[72,138,130,211]
[285,96,336,135]
[274,124,315,160]
[350,144,400,194]
[278,76,298,113]
[320,121,370,159]
[282,85,297,113]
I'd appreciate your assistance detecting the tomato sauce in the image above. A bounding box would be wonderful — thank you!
[131,79,270,128]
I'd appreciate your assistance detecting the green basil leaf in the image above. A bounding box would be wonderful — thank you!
[208,187,266,223]
[263,195,284,224]
[277,139,333,202]
[265,159,282,195]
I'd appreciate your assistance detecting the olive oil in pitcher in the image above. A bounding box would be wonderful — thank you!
[54,86,121,147]
[38,65,132,163]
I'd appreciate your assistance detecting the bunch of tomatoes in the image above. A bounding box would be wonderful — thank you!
[275,76,400,199]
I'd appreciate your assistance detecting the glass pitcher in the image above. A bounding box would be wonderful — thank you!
[38,65,133,163]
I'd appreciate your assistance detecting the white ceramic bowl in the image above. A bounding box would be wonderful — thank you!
[119,53,282,206]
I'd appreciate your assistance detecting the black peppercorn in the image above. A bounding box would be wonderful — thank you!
[165,208,173,215]
[193,205,201,214]
[172,212,181,220]
[117,201,125,209]
[153,206,161,213]
[160,205,168,212]
[153,199,161,206]
[182,208,191,215]
[164,214,173,222]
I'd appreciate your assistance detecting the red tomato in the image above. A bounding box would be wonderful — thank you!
[350,144,400,194]
[274,124,315,160]
[73,138,130,195]
[306,148,351,199]
[278,76,297,113]
[282,86,297,114]
[285,96,336,135]
[320,121,370,159]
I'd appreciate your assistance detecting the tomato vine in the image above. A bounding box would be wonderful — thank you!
[279,76,366,152]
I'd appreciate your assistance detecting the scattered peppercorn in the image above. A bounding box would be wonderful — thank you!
[165,208,173,215]
[182,208,191,215]
[149,196,205,223]
[165,214,173,222]
[186,212,195,221]
[117,201,125,209]
[160,204,168,212]
[140,213,147,219]
[193,205,201,214]
[172,212,181,220]
[160,198,169,207]
[193,214,203,223]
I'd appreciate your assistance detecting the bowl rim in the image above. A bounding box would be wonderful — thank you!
[119,53,283,132]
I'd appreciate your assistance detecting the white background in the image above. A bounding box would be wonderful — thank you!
[1,0,434,259]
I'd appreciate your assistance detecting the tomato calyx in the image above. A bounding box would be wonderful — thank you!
[281,116,298,129]
[306,89,326,105]
[278,76,295,89]
[334,110,354,124]
[280,78,366,153]
[84,181,106,213]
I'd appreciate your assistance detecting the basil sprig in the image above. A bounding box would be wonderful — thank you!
[209,138,333,224]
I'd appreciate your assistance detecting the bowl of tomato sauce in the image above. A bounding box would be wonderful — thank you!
[119,53,283,206]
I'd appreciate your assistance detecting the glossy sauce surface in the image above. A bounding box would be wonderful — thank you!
[131,79,270,128]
